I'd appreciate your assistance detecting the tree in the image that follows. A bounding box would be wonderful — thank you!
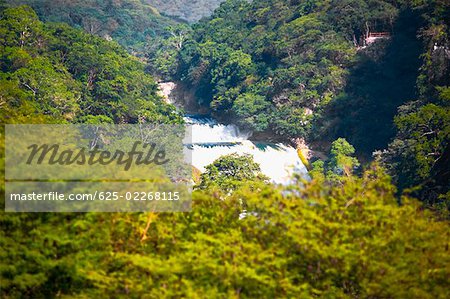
[232,93,271,131]
[329,138,360,177]
[380,89,450,209]
[147,24,192,79]
[309,138,360,184]
[197,153,267,191]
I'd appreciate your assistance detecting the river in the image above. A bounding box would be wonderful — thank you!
[184,115,309,185]
[159,82,310,185]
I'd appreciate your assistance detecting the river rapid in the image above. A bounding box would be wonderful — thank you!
[159,82,310,185]
[184,115,309,185]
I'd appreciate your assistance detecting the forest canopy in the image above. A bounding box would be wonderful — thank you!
[5,0,180,54]
[169,0,449,206]
[0,5,183,125]
[0,1,449,298]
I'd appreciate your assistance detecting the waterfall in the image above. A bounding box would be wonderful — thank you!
[184,115,310,185]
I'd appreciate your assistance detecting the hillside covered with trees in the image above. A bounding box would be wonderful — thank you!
[168,0,449,208]
[176,0,405,139]
[146,0,226,23]
[5,0,180,54]
[0,4,182,124]
[0,0,449,298]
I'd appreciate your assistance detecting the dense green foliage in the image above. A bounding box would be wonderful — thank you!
[311,138,361,183]
[172,0,449,208]
[316,7,424,155]
[5,0,179,53]
[176,0,406,139]
[378,0,450,208]
[0,5,182,124]
[145,23,192,79]
[1,164,449,297]
[0,1,449,298]
[197,153,268,191]
[146,0,225,23]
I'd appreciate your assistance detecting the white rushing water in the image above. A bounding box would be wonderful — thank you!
[184,115,310,185]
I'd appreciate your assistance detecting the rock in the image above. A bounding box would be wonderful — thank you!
[157,82,176,104]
